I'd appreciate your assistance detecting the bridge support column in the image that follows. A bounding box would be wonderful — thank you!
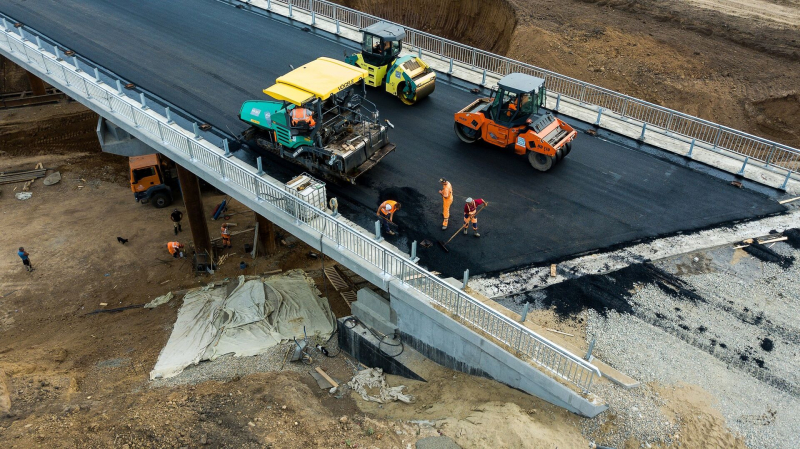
[176,165,212,257]
[26,71,47,96]
[255,213,277,256]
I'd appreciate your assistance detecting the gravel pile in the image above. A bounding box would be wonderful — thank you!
[587,309,800,449]
[581,382,679,448]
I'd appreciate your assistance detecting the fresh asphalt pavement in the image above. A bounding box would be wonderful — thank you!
[2,0,785,277]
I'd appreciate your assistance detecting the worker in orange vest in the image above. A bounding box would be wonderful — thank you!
[221,223,232,248]
[376,200,400,236]
[290,107,316,129]
[438,178,453,230]
[167,241,184,258]
[464,197,487,238]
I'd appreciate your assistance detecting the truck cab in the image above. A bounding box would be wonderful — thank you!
[129,154,177,208]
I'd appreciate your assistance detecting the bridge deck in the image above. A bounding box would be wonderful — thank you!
[2,0,784,277]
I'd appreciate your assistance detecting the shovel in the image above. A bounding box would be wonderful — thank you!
[438,204,486,253]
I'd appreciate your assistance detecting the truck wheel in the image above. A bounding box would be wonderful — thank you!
[528,151,554,172]
[454,123,480,143]
[151,192,171,208]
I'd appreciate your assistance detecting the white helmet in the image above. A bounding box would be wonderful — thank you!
[384,204,392,211]
[465,197,473,203]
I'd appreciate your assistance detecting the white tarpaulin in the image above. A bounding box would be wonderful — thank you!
[150,270,335,379]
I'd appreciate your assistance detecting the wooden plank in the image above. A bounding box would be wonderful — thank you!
[779,196,800,205]
[314,367,338,388]
[550,264,557,277]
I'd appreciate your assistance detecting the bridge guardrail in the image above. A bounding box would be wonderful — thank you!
[0,17,601,393]
[234,0,800,177]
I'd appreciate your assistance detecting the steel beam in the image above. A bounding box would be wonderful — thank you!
[176,164,212,257]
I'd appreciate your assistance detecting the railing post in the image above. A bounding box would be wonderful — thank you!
[130,104,139,127]
[288,0,293,17]
[1,18,8,31]
[594,107,603,126]
[334,5,340,34]
[139,92,148,110]
[764,144,777,166]
[554,93,561,112]
[417,46,421,59]
[448,57,453,74]
[374,220,383,242]
[712,126,722,149]
[639,122,647,141]
[621,97,630,118]
[520,302,530,322]
[17,25,24,40]
[219,156,227,179]
[687,138,696,158]
[223,138,232,157]
[267,0,271,9]
[585,337,596,362]
[53,45,61,61]
[780,171,791,190]
[186,136,195,160]
[93,67,102,83]
[35,35,42,50]
[165,106,174,124]
[480,69,486,86]
[256,156,265,175]
[116,79,123,94]
[470,48,476,68]
[578,84,586,104]
[61,65,69,85]
[462,269,469,289]
[310,0,316,25]
[737,156,749,176]
[410,240,417,261]
[193,122,202,140]
[71,56,80,72]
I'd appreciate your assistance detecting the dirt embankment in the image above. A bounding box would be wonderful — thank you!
[334,0,517,54]
[1,56,31,94]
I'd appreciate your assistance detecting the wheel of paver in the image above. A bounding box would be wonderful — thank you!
[454,122,480,143]
[556,148,564,162]
[151,192,171,208]
[564,142,573,156]
[528,151,555,172]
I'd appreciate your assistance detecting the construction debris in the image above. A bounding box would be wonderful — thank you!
[0,167,47,185]
[314,367,339,388]
[778,196,800,205]
[347,367,413,404]
[15,192,32,201]
[144,292,174,309]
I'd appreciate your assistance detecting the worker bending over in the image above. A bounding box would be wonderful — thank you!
[221,223,232,249]
[168,241,185,259]
[377,200,400,236]
[439,178,453,230]
[464,197,487,237]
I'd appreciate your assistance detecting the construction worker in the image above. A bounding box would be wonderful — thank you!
[376,200,400,236]
[463,197,487,237]
[290,106,316,129]
[170,208,183,235]
[167,241,184,258]
[438,178,453,230]
[17,247,33,272]
[221,223,232,248]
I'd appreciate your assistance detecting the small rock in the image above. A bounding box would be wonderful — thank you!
[200,434,208,445]
[43,172,62,186]
[248,421,255,427]
[339,416,348,424]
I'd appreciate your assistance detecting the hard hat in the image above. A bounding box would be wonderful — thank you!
[466,197,473,203]
[439,178,446,183]
[384,204,392,211]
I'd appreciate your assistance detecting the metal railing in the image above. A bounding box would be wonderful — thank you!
[232,0,800,177]
[0,17,601,393]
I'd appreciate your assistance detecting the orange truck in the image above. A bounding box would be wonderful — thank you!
[454,73,577,171]
[129,154,178,208]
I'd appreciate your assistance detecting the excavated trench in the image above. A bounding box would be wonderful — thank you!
[333,0,517,54]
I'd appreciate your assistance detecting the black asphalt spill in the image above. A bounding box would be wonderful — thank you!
[742,241,794,268]
[524,263,703,318]
[784,228,800,249]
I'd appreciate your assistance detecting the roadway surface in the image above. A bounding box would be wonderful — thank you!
[2,0,785,277]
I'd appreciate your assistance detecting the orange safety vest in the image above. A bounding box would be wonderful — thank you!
[440,182,452,200]
[379,200,397,216]
[290,107,316,127]
[167,242,182,254]
[221,226,230,237]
